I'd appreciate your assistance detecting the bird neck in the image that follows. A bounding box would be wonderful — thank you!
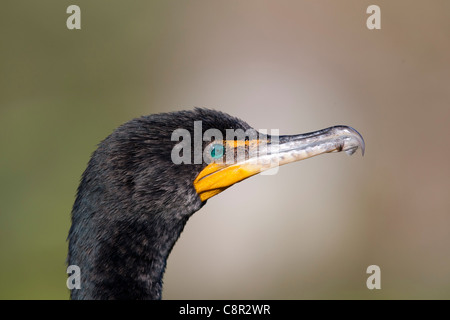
[97,214,189,299]
[69,205,191,300]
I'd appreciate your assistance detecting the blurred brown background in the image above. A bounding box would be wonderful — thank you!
[0,0,449,299]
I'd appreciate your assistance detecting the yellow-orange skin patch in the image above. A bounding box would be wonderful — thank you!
[194,139,266,201]
[194,162,263,201]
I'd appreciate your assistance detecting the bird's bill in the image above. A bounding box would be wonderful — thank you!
[194,125,365,202]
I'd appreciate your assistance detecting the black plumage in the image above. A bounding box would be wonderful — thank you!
[68,109,252,299]
[67,108,364,300]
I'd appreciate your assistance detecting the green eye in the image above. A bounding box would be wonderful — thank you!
[210,144,224,159]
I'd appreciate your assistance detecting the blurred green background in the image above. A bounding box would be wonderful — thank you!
[1,1,449,299]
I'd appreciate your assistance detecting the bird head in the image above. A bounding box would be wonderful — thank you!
[96,108,365,214]
[68,108,364,299]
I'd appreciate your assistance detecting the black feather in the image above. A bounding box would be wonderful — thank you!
[67,108,251,299]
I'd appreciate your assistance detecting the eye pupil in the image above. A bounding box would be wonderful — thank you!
[211,144,224,159]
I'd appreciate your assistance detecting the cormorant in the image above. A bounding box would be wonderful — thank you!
[67,108,364,300]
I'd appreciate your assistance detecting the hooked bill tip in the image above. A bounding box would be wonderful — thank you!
[345,126,365,156]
